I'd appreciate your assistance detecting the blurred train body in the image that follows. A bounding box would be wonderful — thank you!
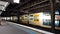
[20,15,28,24]
[2,16,18,21]
[28,13,43,26]
[2,12,60,30]
[11,16,18,21]
[20,12,60,30]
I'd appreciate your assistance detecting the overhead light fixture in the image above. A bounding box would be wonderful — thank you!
[13,0,20,3]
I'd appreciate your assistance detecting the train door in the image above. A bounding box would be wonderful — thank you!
[29,14,34,25]
[20,15,26,23]
[24,15,29,24]
[33,13,40,26]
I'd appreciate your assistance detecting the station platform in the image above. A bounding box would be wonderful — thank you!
[0,21,54,34]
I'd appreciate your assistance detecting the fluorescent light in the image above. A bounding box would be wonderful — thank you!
[13,0,20,3]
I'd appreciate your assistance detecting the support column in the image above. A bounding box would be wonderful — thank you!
[17,10,20,24]
[50,0,56,33]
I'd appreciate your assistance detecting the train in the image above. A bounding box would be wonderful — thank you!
[2,16,18,21]
[2,12,60,30]
[20,12,60,30]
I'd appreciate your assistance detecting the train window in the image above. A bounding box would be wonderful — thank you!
[25,16,27,17]
[43,12,50,16]
[55,10,59,15]
[43,19,60,27]
[30,15,33,17]
[24,18,28,20]
[34,16,39,21]
[24,16,28,20]
[30,18,33,20]
[43,19,51,26]
[34,19,39,21]
[55,20,59,27]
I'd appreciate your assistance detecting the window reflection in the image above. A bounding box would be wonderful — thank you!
[43,11,60,27]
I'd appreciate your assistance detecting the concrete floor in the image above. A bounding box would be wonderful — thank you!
[0,21,29,34]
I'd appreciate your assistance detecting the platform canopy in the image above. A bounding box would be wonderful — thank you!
[0,1,9,11]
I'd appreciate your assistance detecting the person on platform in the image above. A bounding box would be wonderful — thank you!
[0,17,2,25]
[0,19,1,25]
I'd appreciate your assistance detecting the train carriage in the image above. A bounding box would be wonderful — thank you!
[20,12,60,30]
